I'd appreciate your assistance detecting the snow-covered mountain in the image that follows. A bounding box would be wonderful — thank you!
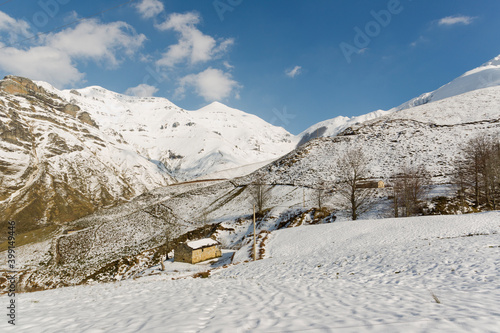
[299,54,500,143]
[395,55,500,111]
[2,53,500,295]
[9,84,499,291]
[38,82,298,180]
[263,85,500,188]
[297,109,391,146]
[0,76,297,235]
[0,76,176,233]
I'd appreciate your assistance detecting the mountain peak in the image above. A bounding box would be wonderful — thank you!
[298,53,500,145]
[207,101,226,107]
[198,101,235,112]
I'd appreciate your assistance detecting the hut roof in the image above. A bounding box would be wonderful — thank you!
[186,238,220,250]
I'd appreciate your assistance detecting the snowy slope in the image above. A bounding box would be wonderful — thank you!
[394,54,500,111]
[299,53,500,143]
[37,82,298,180]
[262,85,500,188]
[298,109,391,146]
[2,212,499,332]
[0,76,175,231]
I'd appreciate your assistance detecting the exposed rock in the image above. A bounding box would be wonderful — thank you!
[0,116,32,146]
[0,75,47,96]
[77,111,98,128]
[62,104,80,117]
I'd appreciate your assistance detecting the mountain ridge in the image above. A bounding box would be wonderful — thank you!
[36,80,298,181]
[299,53,500,142]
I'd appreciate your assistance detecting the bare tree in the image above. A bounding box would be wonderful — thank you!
[452,157,468,213]
[336,147,374,220]
[391,180,401,218]
[159,210,177,271]
[391,164,429,217]
[160,228,170,271]
[315,180,329,210]
[455,134,500,210]
[462,135,490,207]
[484,138,500,210]
[249,174,271,215]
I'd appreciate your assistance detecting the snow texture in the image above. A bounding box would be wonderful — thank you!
[187,238,220,249]
[1,212,499,332]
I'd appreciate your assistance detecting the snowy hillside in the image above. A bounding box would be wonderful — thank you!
[2,212,499,332]
[394,54,500,111]
[0,75,296,235]
[262,85,500,188]
[37,82,298,180]
[0,76,175,232]
[299,53,500,143]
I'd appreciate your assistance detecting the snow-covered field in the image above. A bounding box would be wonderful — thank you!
[2,212,499,332]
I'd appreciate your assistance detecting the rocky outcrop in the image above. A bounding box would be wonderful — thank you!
[62,104,80,117]
[0,75,49,96]
[59,104,98,128]
[77,111,98,128]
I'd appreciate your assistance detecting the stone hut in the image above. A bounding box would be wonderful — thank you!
[174,238,222,264]
[359,180,385,189]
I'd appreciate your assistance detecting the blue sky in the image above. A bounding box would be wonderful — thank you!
[1,0,500,134]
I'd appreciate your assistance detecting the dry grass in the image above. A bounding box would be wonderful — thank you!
[193,271,210,279]
[429,290,441,304]
[258,231,271,260]
[0,224,58,252]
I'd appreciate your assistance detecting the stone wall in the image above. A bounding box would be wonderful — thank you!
[191,245,222,264]
[174,244,193,263]
[174,244,222,264]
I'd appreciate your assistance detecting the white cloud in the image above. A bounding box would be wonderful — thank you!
[155,12,233,67]
[135,0,164,19]
[176,67,240,102]
[157,11,199,30]
[223,61,234,70]
[285,65,302,78]
[0,46,84,87]
[438,15,476,26]
[125,84,159,97]
[45,20,146,68]
[0,13,146,88]
[0,10,31,43]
